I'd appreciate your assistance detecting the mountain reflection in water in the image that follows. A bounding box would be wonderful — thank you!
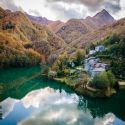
[0,67,125,125]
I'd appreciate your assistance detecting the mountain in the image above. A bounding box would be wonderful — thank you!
[48,20,64,32]
[26,14,65,33]
[71,17,125,48]
[0,7,14,19]
[55,9,115,44]
[56,19,89,44]
[1,7,125,67]
[0,31,41,67]
[92,9,114,26]
[31,23,66,61]
[0,7,66,67]
[26,14,53,25]
[84,9,114,30]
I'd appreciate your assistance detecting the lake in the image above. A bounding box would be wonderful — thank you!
[0,66,125,125]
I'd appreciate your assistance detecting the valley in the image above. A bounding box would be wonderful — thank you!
[0,5,125,125]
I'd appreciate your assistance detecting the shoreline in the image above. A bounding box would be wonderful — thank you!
[52,77,117,98]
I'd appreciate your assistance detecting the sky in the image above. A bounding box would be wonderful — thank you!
[0,0,125,21]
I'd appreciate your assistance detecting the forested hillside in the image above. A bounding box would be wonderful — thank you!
[0,7,66,67]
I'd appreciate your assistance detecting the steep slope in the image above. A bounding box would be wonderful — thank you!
[0,7,66,66]
[0,31,41,67]
[48,20,64,33]
[0,7,11,17]
[26,14,53,25]
[56,19,89,44]
[0,8,37,43]
[84,9,114,30]
[71,17,125,48]
[56,9,115,44]
[93,9,114,26]
[32,23,66,58]
[26,14,65,34]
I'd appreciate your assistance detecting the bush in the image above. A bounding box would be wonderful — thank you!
[2,21,15,30]
[108,34,120,45]
[90,71,116,90]
[107,71,117,88]
[111,59,125,79]
[0,32,41,67]
[51,52,69,71]
[75,49,85,65]
[57,68,70,77]
[96,34,125,80]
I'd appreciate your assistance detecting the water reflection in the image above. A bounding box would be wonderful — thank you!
[0,67,73,102]
[0,98,19,119]
[1,87,125,125]
[18,88,119,125]
[22,87,56,108]
[0,67,125,125]
[78,94,125,121]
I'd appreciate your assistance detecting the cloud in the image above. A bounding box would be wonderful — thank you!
[47,0,121,13]
[28,9,41,16]
[44,1,88,21]
[19,104,94,125]
[0,0,123,21]
[0,0,22,11]
[104,0,121,13]
[18,88,116,125]
[44,0,122,21]
[0,97,19,119]
[19,106,116,125]
[43,1,88,21]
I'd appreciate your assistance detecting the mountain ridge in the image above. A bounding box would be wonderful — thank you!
[0,7,66,67]
[0,7,125,67]
[26,14,53,25]
[54,9,115,44]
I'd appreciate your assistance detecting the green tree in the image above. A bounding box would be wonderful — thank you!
[52,52,69,72]
[107,71,117,88]
[90,71,117,90]
[75,49,85,65]
[89,43,95,50]
[109,34,120,44]
[91,72,110,90]
[111,59,125,79]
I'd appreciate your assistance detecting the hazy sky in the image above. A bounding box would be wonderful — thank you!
[0,0,125,21]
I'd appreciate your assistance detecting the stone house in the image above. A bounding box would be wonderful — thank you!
[95,45,105,52]
[85,57,109,77]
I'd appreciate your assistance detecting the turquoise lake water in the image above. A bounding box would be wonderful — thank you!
[0,66,125,125]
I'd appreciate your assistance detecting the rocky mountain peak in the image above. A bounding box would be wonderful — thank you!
[94,9,115,23]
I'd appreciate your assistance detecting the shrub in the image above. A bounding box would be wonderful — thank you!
[57,68,70,77]
[108,34,120,45]
[95,34,125,80]
[52,52,69,71]
[111,59,125,79]
[90,71,116,90]
[75,49,85,65]
[0,32,41,67]
[2,21,15,30]
[107,71,117,88]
